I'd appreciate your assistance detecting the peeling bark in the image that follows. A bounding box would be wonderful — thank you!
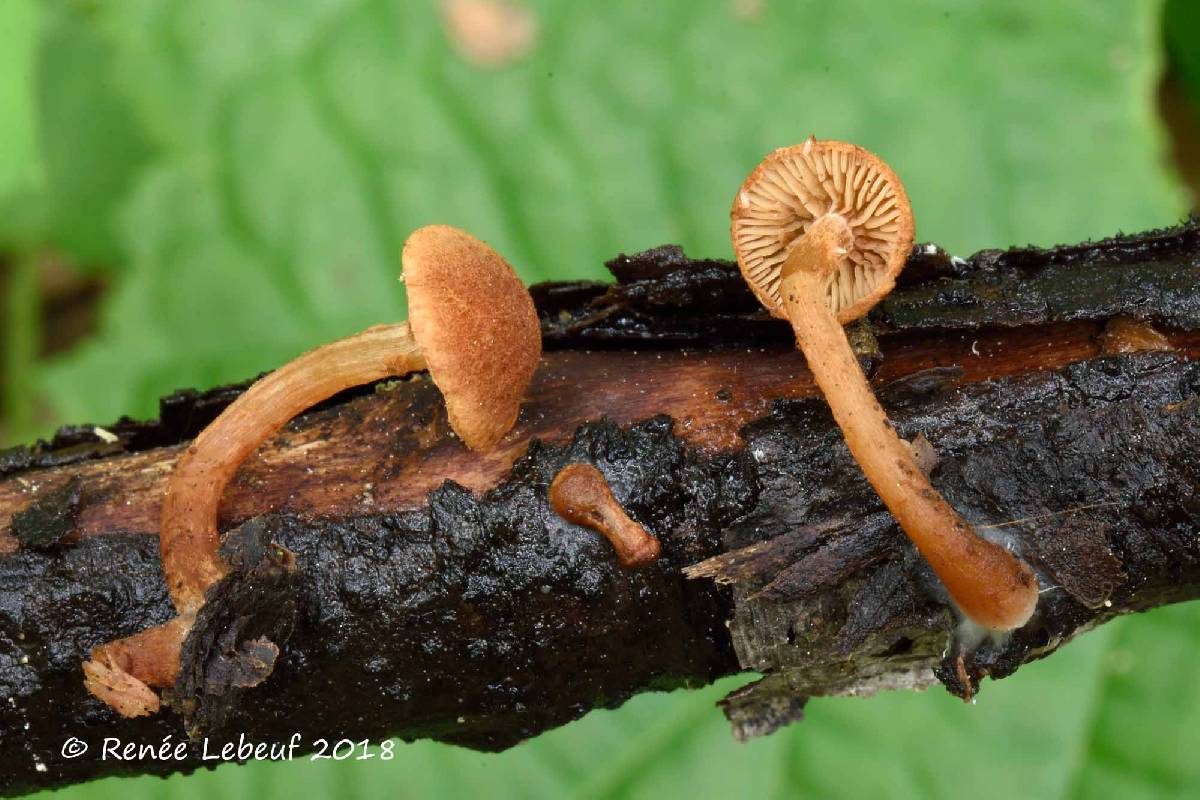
[0,221,1198,795]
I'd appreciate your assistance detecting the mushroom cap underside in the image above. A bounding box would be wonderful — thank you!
[402,224,542,450]
[731,138,915,323]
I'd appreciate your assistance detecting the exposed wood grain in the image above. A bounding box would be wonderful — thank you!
[3,323,1197,553]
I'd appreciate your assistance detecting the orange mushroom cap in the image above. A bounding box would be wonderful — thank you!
[403,224,542,450]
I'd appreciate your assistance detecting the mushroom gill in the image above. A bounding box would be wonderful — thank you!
[732,137,913,321]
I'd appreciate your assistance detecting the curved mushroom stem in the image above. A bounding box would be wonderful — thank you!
[163,322,426,615]
[781,215,1039,631]
[84,323,428,716]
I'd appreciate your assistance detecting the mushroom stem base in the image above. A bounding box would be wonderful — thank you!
[780,250,1039,631]
[85,323,428,719]
[82,615,191,718]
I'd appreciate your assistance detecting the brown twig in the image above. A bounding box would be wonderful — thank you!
[0,224,1197,794]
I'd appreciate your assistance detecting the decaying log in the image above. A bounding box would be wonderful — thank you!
[0,220,1198,795]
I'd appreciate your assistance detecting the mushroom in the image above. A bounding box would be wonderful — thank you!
[84,224,543,716]
[731,139,1038,631]
[549,463,661,568]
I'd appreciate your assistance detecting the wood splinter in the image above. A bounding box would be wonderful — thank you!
[549,464,661,568]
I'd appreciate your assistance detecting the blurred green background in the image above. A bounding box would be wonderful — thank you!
[3,0,1200,797]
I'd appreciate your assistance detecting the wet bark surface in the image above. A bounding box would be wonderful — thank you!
[0,220,1198,795]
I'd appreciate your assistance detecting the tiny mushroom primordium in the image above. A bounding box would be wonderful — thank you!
[549,463,661,569]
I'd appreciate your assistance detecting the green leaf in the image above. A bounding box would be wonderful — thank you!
[33,3,154,266]
[38,0,1187,424]
[0,0,42,242]
[1064,603,1200,799]
[1165,0,1200,104]
[19,1,1198,798]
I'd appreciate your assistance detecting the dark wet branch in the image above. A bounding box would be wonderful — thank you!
[0,220,1198,795]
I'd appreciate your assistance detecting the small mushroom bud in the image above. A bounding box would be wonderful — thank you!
[732,138,1039,631]
[550,463,661,568]
[1099,316,1173,355]
[84,225,543,718]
